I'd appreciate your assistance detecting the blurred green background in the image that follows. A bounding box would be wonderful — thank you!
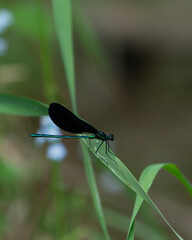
[0,0,192,239]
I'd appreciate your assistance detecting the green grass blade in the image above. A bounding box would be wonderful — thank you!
[80,142,110,240]
[51,0,76,113]
[0,93,48,116]
[126,163,192,240]
[51,1,110,238]
[104,208,167,240]
[34,0,57,101]
[164,164,192,196]
[82,138,184,240]
[127,164,166,240]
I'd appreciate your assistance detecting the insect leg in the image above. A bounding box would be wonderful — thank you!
[95,140,104,154]
[105,141,118,167]
[107,142,114,155]
[94,140,109,166]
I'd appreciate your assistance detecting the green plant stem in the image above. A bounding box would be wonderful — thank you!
[50,161,66,239]
[35,0,57,102]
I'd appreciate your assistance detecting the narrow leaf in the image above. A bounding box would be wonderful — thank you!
[82,138,184,240]
[51,1,110,238]
[0,93,48,116]
[126,163,191,240]
[51,0,76,113]
[80,142,110,240]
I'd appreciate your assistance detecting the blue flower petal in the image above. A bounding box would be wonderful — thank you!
[34,116,64,145]
[0,9,14,33]
[46,142,67,162]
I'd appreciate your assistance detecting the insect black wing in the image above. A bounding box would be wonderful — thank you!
[48,103,98,134]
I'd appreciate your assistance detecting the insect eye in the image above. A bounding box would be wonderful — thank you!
[110,134,114,141]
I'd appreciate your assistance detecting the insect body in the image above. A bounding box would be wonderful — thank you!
[30,103,114,157]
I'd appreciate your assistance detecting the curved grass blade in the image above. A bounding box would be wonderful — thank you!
[164,164,192,196]
[82,138,184,240]
[126,163,192,240]
[0,93,48,116]
[104,208,167,240]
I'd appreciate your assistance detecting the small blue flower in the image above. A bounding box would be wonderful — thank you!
[0,9,14,56]
[34,116,67,162]
[34,116,62,146]
[0,9,14,33]
[46,142,67,162]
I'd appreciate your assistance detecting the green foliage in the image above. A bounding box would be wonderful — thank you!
[81,138,190,240]
[127,163,192,240]
[51,0,76,113]
[11,2,53,39]
[0,93,48,116]
[0,158,21,187]
[0,158,23,232]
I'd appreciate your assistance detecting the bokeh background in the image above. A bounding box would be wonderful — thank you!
[0,0,192,239]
